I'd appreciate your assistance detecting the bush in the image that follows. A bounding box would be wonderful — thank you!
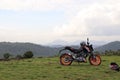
[23,51,33,58]
[103,50,120,56]
[3,53,11,60]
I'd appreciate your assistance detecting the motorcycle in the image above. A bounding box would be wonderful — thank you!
[59,38,101,66]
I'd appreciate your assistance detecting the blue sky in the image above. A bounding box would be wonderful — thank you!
[0,0,120,45]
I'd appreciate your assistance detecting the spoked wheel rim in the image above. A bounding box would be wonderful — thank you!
[60,54,72,66]
[89,55,101,66]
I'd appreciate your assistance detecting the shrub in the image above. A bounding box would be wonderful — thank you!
[3,53,11,60]
[23,51,33,58]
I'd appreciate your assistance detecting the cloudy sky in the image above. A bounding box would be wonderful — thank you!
[0,0,120,45]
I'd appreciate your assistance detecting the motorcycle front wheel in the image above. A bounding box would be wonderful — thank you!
[89,55,101,66]
[60,54,73,66]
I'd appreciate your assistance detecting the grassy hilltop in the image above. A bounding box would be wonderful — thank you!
[0,56,120,80]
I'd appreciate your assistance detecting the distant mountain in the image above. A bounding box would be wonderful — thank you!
[48,39,108,48]
[48,40,69,47]
[95,41,120,52]
[0,42,58,58]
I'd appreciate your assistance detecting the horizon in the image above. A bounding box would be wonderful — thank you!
[0,40,119,47]
[0,0,120,45]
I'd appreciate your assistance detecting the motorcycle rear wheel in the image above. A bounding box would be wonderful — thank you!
[60,54,73,66]
[89,55,101,66]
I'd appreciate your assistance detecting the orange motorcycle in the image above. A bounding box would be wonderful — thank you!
[59,38,101,66]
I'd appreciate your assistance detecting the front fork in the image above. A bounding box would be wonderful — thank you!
[89,53,97,61]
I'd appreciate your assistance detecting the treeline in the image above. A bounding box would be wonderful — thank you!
[0,51,34,61]
[97,49,120,56]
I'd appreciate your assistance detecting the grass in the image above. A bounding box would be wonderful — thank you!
[0,56,120,80]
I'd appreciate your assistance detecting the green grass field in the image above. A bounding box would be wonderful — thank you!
[0,56,120,80]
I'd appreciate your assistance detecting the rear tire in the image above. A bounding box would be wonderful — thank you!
[60,54,73,66]
[89,55,101,66]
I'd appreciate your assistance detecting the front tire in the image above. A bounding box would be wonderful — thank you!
[60,54,73,66]
[89,55,101,66]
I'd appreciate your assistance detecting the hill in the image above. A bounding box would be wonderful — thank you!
[0,42,58,58]
[95,41,120,52]
[0,41,120,58]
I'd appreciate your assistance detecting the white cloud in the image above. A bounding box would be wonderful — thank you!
[53,0,120,41]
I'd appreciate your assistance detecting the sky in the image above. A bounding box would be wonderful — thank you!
[0,0,120,45]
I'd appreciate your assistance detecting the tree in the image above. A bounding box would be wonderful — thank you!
[23,51,33,58]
